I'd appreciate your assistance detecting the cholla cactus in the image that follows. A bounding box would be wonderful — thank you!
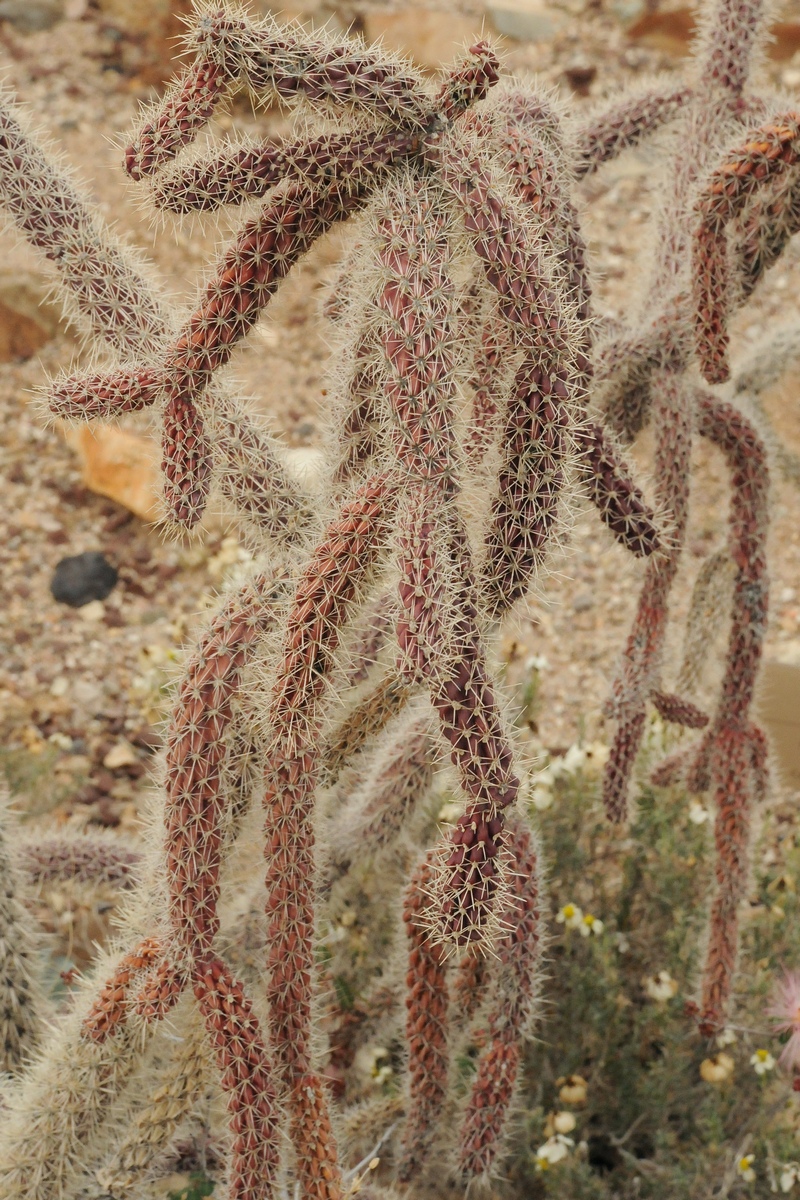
[0,0,796,1193]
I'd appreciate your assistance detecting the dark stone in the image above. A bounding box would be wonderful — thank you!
[51,552,118,608]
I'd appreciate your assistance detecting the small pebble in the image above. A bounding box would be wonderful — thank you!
[51,552,118,608]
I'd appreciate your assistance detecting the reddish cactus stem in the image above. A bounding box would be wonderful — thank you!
[438,144,566,337]
[459,817,541,1180]
[692,115,800,382]
[698,0,771,97]
[49,366,162,422]
[734,165,800,301]
[0,96,310,544]
[167,184,363,380]
[164,572,287,957]
[693,394,769,730]
[195,7,429,125]
[161,383,214,528]
[134,958,187,1023]
[574,86,691,178]
[652,689,709,729]
[397,487,518,943]
[125,55,232,180]
[17,836,142,889]
[398,848,450,1182]
[375,188,458,488]
[463,311,513,464]
[192,955,280,1200]
[82,937,162,1043]
[699,725,759,1033]
[574,422,662,558]
[602,371,692,821]
[483,350,571,613]
[322,671,411,784]
[153,127,421,215]
[692,394,769,1032]
[262,475,393,1197]
[150,40,498,215]
[331,335,385,491]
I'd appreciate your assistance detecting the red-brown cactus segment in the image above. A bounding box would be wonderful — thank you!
[693,116,800,382]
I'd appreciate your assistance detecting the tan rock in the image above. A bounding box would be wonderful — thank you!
[363,11,486,71]
[64,424,161,523]
[103,741,139,770]
[0,272,63,362]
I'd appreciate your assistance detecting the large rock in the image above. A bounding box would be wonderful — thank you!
[63,424,161,523]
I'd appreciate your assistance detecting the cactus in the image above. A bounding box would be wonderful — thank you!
[1,0,799,1192]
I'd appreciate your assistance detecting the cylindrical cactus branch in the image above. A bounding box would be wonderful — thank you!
[94,1005,209,1198]
[458,815,541,1182]
[0,793,46,1075]
[692,115,800,383]
[572,83,692,178]
[676,549,737,696]
[396,487,519,944]
[321,670,412,785]
[694,0,772,99]
[0,942,165,1200]
[574,422,662,557]
[693,393,770,1034]
[734,163,800,301]
[82,938,163,1044]
[16,835,142,890]
[192,955,280,1200]
[53,182,366,528]
[602,370,693,821]
[397,848,450,1183]
[493,98,663,560]
[262,473,394,1199]
[125,52,234,181]
[164,570,289,959]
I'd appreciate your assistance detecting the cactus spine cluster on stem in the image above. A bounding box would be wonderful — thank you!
[0,0,795,1193]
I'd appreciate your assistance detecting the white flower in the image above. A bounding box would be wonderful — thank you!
[556,903,584,930]
[716,1027,737,1048]
[579,913,604,937]
[535,1135,574,1169]
[531,784,554,811]
[781,1165,800,1193]
[582,741,610,777]
[750,1048,776,1075]
[688,800,711,824]
[644,970,679,1002]
[525,654,550,673]
[614,931,631,953]
[737,1154,756,1183]
[561,744,586,774]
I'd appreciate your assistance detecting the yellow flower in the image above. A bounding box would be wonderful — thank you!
[738,1154,756,1183]
[579,913,604,937]
[556,903,584,930]
[750,1048,776,1075]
